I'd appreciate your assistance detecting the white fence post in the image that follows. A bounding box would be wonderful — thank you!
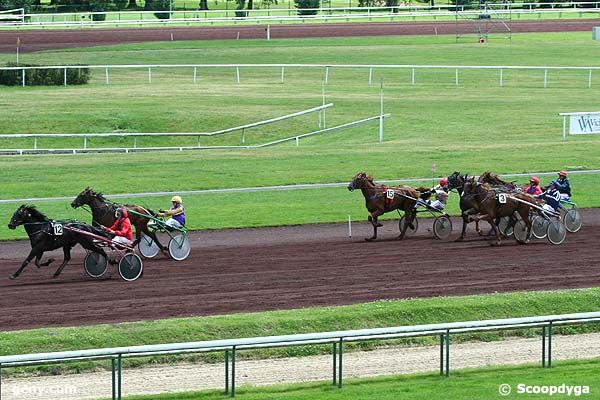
[105,67,109,85]
[22,69,25,87]
[368,67,373,86]
[411,67,415,85]
[455,68,459,86]
[64,68,67,86]
[193,67,197,83]
[499,68,503,87]
[281,66,285,83]
[236,66,240,83]
[324,66,329,84]
[148,67,152,84]
[544,69,547,88]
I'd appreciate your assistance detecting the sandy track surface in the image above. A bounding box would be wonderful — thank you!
[1,209,599,331]
[1,19,599,53]
[2,333,600,400]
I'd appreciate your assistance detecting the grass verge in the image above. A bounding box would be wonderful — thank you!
[2,288,600,376]
[106,358,600,400]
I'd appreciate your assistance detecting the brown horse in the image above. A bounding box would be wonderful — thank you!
[71,187,166,253]
[348,172,419,241]
[462,177,534,246]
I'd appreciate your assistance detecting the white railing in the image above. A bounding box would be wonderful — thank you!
[0,103,337,154]
[2,63,599,89]
[0,311,599,398]
[0,2,597,28]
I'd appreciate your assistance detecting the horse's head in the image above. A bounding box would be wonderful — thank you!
[446,171,464,191]
[8,205,47,229]
[463,177,486,196]
[348,172,371,191]
[71,187,96,209]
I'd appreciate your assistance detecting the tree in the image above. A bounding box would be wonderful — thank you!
[235,0,247,17]
[145,0,171,19]
[198,0,208,10]
[127,0,138,8]
[294,0,319,15]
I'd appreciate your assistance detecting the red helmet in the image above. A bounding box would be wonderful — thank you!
[439,177,448,186]
[530,176,539,185]
[558,170,567,177]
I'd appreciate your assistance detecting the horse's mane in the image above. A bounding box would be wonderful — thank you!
[22,204,49,221]
[89,188,107,202]
[479,172,509,186]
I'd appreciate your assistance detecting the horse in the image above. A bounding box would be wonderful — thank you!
[462,178,534,246]
[348,172,419,241]
[447,171,522,241]
[71,187,165,253]
[7,205,111,280]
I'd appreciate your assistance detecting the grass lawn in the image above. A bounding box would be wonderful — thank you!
[1,33,599,238]
[111,359,600,400]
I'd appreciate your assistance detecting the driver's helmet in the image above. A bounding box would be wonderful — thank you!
[114,207,128,218]
[171,195,183,204]
[439,177,449,187]
[558,170,568,178]
[530,176,540,185]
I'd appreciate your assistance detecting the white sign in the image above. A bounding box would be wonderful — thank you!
[386,189,395,199]
[498,193,507,204]
[52,223,63,236]
[569,113,600,135]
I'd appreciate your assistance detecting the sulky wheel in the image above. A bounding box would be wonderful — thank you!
[433,216,452,240]
[564,208,582,233]
[547,219,567,245]
[84,252,108,278]
[138,233,160,259]
[168,234,191,261]
[399,216,418,236]
[531,215,549,239]
[497,216,514,237]
[118,253,143,281]
[513,219,530,244]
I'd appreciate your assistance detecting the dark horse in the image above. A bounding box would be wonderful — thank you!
[7,205,110,280]
[447,171,518,241]
[71,187,165,252]
[348,172,419,241]
[462,177,534,246]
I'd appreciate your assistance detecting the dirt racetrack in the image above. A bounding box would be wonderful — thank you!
[1,19,599,53]
[1,209,599,331]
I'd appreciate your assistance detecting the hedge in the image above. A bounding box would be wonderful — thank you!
[0,63,90,86]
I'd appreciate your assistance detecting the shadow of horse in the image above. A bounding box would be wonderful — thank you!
[348,172,420,241]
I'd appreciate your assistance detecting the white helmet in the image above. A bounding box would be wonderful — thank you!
[171,195,182,204]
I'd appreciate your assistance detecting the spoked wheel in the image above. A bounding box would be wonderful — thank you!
[84,252,108,278]
[513,219,530,244]
[497,216,513,237]
[564,208,582,233]
[138,233,160,259]
[399,216,419,236]
[168,234,191,261]
[433,216,452,240]
[547,219,567,245]
[531,215,549,239]
[118,253,143,281]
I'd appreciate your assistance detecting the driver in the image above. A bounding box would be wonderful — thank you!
[158,196,186,229]
[103,207,133,246]
[552,170,571,201]
[428,178,450,211]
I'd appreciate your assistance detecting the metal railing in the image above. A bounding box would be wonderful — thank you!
[0,311,599,398]
[1,2,598,28]
[1,63,598,89]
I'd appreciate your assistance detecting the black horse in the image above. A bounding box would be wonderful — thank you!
[7,205,110,280]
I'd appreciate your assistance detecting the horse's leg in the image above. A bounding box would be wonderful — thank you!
[366,211,383,241]
[398,209,416,240]
[34,254,55,268]
[516,207,532,244]
[455,212,469,242]
[484,216,502,246]
[10,249,39,280]
[53,245,72,278]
